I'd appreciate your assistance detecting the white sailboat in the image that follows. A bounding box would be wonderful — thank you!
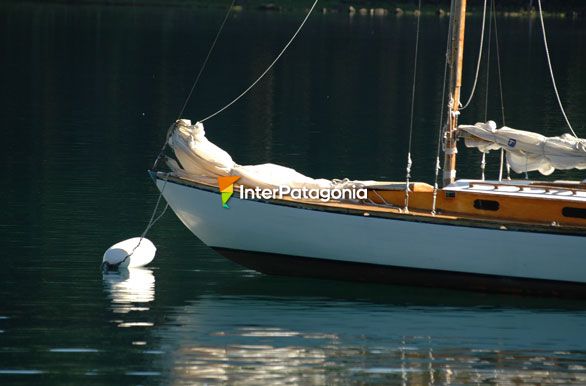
[151,0,586,297]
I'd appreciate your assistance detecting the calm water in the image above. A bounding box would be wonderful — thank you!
[1,3,586,384]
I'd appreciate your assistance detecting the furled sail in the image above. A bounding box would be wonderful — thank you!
[168,119,378,191]
[459,121,586,175]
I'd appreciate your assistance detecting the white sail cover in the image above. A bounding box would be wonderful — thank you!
[168,119,372,191]
[169,119,235,177]
[459,121,586,176]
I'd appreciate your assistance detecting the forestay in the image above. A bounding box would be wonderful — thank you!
[459,121,586,175]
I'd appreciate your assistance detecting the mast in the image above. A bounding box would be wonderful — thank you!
[443,0,467,186]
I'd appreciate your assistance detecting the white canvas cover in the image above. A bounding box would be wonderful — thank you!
[459,121,586,176]
[233,164,333,190]
[169,119,235,176]
[167,120,373,191]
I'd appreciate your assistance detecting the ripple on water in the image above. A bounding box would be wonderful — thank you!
[0,369,44,375]
[126,371,161,376]
[49,348,100,353]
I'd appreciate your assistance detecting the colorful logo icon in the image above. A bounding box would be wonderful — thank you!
[218,176,240,208]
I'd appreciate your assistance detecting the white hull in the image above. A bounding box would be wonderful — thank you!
[155,175,586,288]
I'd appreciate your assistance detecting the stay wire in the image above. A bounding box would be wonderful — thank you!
[491,0,509,180]
[431,0,455,215]
[537,0,577,137]
[404,0,422,212]
[480,0,493,181]
[199,0,319,123]
[461,0,488,110]
[141,3,237,261]
[492,0,505,127]
[152,0,236,170]
[177,0,237,120]
[483,0,492,124]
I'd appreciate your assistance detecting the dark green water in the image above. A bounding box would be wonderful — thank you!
[1,3,586,384]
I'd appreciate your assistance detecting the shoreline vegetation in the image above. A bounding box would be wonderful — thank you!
[5,0,585,18]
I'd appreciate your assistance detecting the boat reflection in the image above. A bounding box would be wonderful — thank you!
[103,268,155,314]
[151,275,586,385]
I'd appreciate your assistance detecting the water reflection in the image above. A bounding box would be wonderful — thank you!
[170,344,328,384]
[152,280,586,385]
[103,268,155,314]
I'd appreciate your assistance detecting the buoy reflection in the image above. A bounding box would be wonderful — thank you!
[103,268,155,314]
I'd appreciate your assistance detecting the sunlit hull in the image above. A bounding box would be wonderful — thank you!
[153,173,586,297]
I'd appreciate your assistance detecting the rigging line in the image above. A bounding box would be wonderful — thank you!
[537,0,577,137]
[461,0,488,110]
[404,0,422,212]
[490,0,508,181]
[152,0,236,170]
[121,173,170,265]
[138,174,169,242]
[199,0,319,123]
[492,0,505,127]
[481,0,492,182]
[431,0,455,215]
[177,0,237,120]
[484,0,492,123]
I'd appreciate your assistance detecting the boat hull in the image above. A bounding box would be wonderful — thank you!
[154,175,586,296]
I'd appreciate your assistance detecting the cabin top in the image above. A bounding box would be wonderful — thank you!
[447,179,586,203]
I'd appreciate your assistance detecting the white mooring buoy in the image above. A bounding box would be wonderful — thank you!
[102,237,156,270]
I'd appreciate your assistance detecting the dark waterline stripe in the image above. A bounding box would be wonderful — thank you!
[214,247,586,298]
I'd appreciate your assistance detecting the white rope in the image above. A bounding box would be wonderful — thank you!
[461,0,488,110]
[133,174,169,252]
[200,0,319,123]
[105,174,170,270]
[404,0,422,213]
[537,0,577,137]
[141,178,169,240]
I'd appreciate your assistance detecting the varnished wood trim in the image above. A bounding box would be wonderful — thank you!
[151,171,586,237]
